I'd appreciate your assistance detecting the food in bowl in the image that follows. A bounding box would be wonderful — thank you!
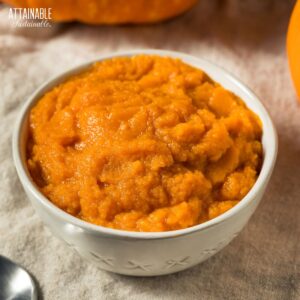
[27,55,262,232]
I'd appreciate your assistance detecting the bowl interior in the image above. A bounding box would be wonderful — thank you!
[13,49,278,239]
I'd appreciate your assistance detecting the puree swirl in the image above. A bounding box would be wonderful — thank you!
[27,55,262,232]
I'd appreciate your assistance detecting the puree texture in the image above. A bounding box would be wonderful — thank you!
[27,55,262,232]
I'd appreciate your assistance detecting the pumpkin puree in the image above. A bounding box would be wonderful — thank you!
[27,55,262,232]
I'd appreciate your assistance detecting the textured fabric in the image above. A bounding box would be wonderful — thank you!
[0,1,299,299]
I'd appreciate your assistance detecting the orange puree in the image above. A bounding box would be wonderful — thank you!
[27,55,262,232]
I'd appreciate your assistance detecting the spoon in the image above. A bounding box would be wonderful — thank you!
[0,255,38,300]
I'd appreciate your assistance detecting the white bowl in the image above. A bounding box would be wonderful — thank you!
[12,49,278,276]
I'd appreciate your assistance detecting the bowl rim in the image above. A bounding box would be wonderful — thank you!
[12,49,278,239]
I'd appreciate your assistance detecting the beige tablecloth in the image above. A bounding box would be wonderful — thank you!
[0,1,299,299]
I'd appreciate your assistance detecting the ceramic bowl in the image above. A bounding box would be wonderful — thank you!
[12,49,277,276]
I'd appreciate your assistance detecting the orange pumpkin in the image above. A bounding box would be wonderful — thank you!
[287,0,300,101]
[3,0,198,24]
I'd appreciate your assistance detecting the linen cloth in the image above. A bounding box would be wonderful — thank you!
[0,1,299,299]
